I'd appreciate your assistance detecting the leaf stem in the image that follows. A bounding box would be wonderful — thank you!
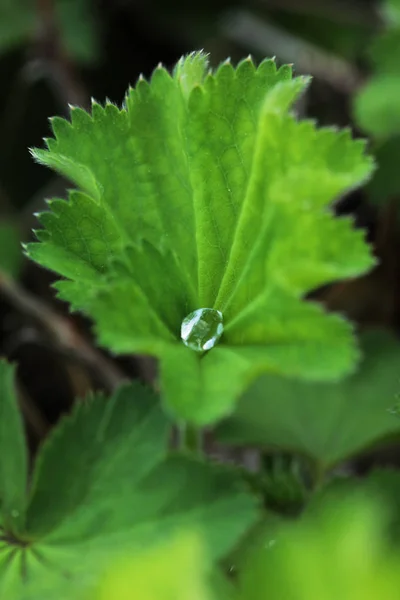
[179,423,202,455]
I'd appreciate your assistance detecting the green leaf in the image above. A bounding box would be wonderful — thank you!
[352,1,400,207]
[306,469,400,547]
[237,490,400,600]
[354,0,400,139]
[25,383,170,539]
[0,0,99,63]
[56,0,100,64]
[216,331,400,471]
[92,531,213,600]
[383,0,400,27]
[360,469,400,544]
[27,453,257,565]
[0,223,22,279]
[0,380,257,597]
[0,361,27,533]
[354,75,400,138]
[0,0,33,54]
[27,52,375,425]
[0,545,28,600]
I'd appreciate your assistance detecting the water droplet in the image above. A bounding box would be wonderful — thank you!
[181,308,224,352]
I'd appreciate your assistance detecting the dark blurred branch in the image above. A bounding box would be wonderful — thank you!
[221,10,363,93]
[0,271,127,391]
[17,382,50,440]
[258,0,378,28]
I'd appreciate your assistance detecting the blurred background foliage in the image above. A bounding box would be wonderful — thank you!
[2,0,400,478]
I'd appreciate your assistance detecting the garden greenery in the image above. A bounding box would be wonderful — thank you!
[1,49,400,599]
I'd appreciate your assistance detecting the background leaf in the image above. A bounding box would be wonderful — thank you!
[237,489,400,600]
[0,0,99,64]
[354,75,400,138]
[216,330,400,471]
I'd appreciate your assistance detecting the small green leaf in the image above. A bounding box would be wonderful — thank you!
[354,0,400,139]
[216,331,400,471]
[0,0,99,63]
[27,52,375,425]
[56,0,100,64]
[0,362,27,533]
[0,0,33,54]
[354,75,400,138]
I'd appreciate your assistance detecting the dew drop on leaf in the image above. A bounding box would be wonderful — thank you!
[181,308,224,352]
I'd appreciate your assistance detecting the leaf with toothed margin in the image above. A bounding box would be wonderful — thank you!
[26,51,375,425]
[0,375,257,599]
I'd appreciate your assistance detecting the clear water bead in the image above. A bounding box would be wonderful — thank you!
[181,308,224,352]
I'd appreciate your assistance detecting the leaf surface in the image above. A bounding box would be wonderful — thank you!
[237,490,400,600]
[0,380,256,597]
[93,531,212,600]
[27,52,375,424]
[216,331,400,469]
[0,362,27,533]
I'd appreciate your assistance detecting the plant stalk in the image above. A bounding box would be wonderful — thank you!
[179,423,202,455]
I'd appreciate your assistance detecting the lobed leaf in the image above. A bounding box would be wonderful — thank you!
[0,377,257,597]
[27,52,375,424]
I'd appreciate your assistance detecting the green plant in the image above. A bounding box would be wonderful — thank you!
[354,0,400,205]
[3,50,400,599]
[26,51,374,425]
[0,0,99,64]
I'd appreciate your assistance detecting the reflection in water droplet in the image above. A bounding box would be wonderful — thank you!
[181,308,224,352]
